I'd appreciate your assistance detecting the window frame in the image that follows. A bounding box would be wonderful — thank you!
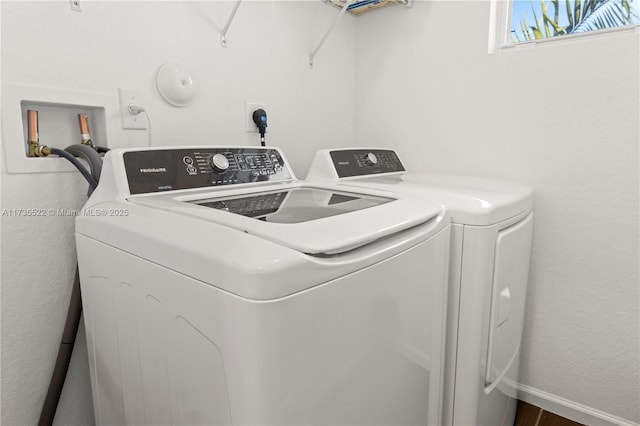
[488,0,640,53]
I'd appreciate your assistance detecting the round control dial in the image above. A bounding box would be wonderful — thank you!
[209,153,230,173]
[365,152,378,166]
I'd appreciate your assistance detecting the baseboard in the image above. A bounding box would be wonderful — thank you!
[517,384,639,426]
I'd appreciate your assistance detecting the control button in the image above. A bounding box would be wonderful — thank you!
[365,152,378,166]
[183,156,194,165]
[209,153,230,173]
[186,166,197,175]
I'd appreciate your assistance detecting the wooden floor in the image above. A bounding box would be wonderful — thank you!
[514,401,586,426]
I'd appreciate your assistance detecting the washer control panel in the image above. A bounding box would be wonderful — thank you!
[123,147,292,195]
[330,149,405,178]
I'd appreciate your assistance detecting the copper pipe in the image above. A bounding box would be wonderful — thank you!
[27,110,39,142]
[27,110,40,157]
[25,110,50,157]
[77,113,93,146]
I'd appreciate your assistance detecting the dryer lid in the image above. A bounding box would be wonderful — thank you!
[306,148,533,226]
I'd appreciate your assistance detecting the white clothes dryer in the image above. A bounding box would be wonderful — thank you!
[75,146,451,425]
[307,148,534,426]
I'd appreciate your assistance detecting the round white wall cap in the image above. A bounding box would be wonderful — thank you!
[156,63,198,107]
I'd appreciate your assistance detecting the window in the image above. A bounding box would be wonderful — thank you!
[489,0,640,50]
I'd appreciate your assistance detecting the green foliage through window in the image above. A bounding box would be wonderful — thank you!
[511,0,639,42]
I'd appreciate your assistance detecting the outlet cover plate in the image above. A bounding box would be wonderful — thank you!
[118,88,147,130]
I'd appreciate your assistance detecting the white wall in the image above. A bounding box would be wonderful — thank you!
[355,1,639,424]
[1,1,356,424]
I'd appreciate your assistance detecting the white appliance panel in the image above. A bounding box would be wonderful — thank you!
[77,225,450,425]
[486,213,534,386]
[452,212,532,426]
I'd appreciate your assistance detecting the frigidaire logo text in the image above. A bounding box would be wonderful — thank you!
[139,167,167,173]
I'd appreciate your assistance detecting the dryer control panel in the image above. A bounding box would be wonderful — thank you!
[329,149,405,178]
[123,147,292,195]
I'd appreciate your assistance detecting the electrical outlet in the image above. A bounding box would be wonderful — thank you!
[70,0,81,12]
[118,88,147,130]
[245,102,267,133]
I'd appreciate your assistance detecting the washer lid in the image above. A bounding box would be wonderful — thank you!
[129,183,444,255]
[191,187,391,224]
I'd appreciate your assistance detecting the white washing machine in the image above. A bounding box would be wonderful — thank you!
[306,148,534,426]
[75,146,452,425]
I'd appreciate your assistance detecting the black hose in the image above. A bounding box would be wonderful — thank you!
[49,148,98,192]
[37,268,83,426]
[63,144,103,184]
[38,145,103,426]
